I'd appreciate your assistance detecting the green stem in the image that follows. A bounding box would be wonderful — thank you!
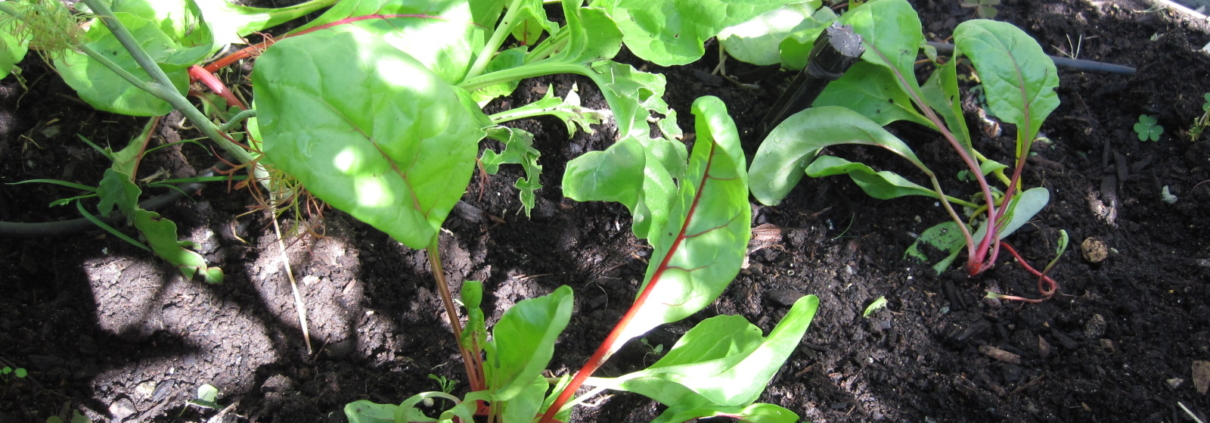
[461,62,591,93]
[464,0,526,81]
[82,0,264,182]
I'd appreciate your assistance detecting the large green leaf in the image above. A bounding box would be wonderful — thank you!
[291,0,480,84]
[716,1,823,66]
[954,19,1059,145]
[652,403,800,423]
[598,0,801,66]
[616,96,751,342]
[487,285,573,401]
[805,155,936,200]
[840,0,922,91]
[253,25,483,249]
[599,295,819,408]
[53,12,191,116]
[193,0,337,48]
[0,13,29,80]
[814,61,930,127]
[749,106,929,206]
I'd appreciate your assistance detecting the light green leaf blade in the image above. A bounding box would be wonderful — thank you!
[291,0,480,84]
[919,61,973,149]
[749,106,928,206]
[563,137,675,241]
[618,96,751,342]
[652,402,800,423]
[487,285,573,401]
[253,25,483,249]
[344,400,398,423]
[132,210,223,284]
[606,295,820,407]
[815,61,931,127]
[805,155,936,200]
[500,374,549,423]
[716,1,823,66]
[53,13,190,116]
[955,19,1059,145]
[193,0,337,47]
[0,14,29,80]
[841,0,923,91]
[602,0,802,66]
[905,220,965,274]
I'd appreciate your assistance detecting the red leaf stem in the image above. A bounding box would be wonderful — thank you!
[536,143,720,423]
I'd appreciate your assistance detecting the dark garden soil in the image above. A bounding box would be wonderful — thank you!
[3,0,1210,422]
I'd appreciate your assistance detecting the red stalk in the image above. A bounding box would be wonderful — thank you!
[189,66,246,110]
[537,144,719,423]
[992,242,1057,303]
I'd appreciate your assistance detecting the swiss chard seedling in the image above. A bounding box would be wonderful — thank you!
[730,0,1065,301]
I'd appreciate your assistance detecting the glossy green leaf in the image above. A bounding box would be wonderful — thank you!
[253,25,483,249]
[293,0,481,84]
[805,155,935,200]
[954,19,1059,144]
[841,0,922,92]
[109,0,215,64]
[617,96,751,342]
[54,12,191,116]
[716,1,824,66]
[815,61,930,127]
[472,46,527,102]
[563,137,675,241]
[500,374,549,423]
[487,285,573,401]
[344,400,398,423]
[194,0,336,47]
[652,402,800,423]
[599,0,802,66]
[0,14,29,80]
[919,57,972,148]
[132,209,223,284]
[601,295,819,407]
[749,106,929,206]
[482,127,542,216]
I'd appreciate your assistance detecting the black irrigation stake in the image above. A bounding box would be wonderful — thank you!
[926,41,1137,75]
[756,23,865,142]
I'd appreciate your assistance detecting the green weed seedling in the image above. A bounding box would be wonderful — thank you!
[1,366,27,385]
[427,374,456,395]
[1135,114,1163,141]
[960,0,1001,19]
[718,0,1067,302]
[1188,93,1210,141]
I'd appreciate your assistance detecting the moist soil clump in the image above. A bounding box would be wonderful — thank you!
[2,0,1210,422]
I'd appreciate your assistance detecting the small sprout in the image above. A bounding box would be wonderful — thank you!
[189,383,221,409]
[639,337,665,356]
[1162,186,1178,204]
[862,296,888,318]
[427,374,456,394]
[1134,114,1163,142]
[1188,93,1210,141]
[0,366,26,384]
[960,0,1000,18]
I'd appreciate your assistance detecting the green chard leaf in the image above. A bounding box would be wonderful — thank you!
[805,155,936,200]
[749,106,930,206]
[195,0,337,48]
[954,19,1059,145]
[716,1,825,67]
[0,11,29,80]
[599,0,803,66]
[486,286,573,401]
[814,61,931,127]
[291,0,482,85]
[597,295,819,414]
[841,0,923,92]
[253,24,484,250]
[616,96,751,342]
[563,136,677,242]
[54,10,196,116]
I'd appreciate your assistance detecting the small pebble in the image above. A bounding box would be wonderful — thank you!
[1083,314,1107,338]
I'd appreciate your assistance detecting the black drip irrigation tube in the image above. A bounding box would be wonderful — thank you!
[0,162,232,238]
[926,41,1137,75]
